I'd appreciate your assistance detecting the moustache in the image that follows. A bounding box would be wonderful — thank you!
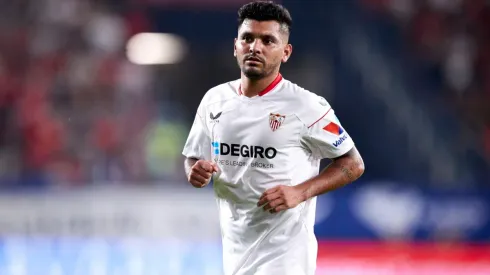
[244,55,264,63]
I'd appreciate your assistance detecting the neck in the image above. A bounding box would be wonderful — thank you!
[240,72,281,97]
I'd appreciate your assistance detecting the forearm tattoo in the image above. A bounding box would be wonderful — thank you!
[301,148,364,200]
[331,156,364,183]
[340,164,355,181]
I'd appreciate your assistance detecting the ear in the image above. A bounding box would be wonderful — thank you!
[234,38,237,57]
[282,44,292,63]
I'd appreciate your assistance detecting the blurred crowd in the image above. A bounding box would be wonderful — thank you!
[361,0,490,167]
[2,0,490,188]
[0,0,187,187]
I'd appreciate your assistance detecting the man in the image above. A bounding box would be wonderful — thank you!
[182,1,365,274]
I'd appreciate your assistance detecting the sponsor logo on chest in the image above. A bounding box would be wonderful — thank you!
[212,142,277,159]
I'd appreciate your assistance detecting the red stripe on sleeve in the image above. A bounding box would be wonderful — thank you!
[307,108,332,128]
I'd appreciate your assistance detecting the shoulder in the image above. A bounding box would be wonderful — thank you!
[198,80,239,110]
[281,80,332,127]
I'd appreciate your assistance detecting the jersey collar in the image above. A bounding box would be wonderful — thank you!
[238,73,283,97]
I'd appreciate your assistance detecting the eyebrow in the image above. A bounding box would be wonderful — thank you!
[240,31,279,41]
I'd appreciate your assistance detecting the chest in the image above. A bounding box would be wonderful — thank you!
[205,99,302,149]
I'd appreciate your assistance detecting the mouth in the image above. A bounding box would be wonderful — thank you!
[245,56,263,63]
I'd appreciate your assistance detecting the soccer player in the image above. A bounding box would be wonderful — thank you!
[182,1,365,274]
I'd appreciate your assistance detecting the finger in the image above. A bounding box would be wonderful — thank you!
[189,173,209,186]
[199,161,214,173]
[263,198,284,211]
[190,180,206,188]
[262,186,279,197]
[270,204,288,214]
[193,167,213,179]
[211,163,219,173]
[257,192,282,207]
[259,186,280,201]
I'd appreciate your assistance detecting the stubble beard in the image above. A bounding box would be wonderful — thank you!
[239,60,275,81]
[243,67,265,80]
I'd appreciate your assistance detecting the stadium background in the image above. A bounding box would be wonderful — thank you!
[1,0,490,274]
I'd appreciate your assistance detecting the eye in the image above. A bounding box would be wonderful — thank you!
[243,35,254,43]
[263,38,273,45]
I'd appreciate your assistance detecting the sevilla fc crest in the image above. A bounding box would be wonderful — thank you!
[269,113,286,132]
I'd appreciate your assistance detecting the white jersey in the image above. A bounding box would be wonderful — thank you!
[182,74,355,275]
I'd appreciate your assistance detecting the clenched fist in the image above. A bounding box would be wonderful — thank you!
[188,160,219,188]
[257,185,305,213]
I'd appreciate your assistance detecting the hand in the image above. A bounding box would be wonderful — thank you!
[257,185,305,213]
[188,160,219,188]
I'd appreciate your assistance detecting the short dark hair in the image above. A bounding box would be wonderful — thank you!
[237,1,292,35]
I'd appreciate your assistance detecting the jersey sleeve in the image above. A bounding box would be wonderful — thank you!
[297,93,355,159]
[182,103,212,160]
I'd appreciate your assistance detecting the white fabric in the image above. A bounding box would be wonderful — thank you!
[182,77,355,275]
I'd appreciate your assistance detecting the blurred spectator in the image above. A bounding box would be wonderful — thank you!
[0,0,181,187]
[360,0,490,168]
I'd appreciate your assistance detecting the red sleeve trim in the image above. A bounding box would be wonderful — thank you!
[307,108,331,128]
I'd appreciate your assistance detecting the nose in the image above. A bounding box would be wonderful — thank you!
[249,39,262,54]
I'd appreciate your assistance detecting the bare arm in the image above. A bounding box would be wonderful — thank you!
[295,146,365,202]
[184,157,199,179]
